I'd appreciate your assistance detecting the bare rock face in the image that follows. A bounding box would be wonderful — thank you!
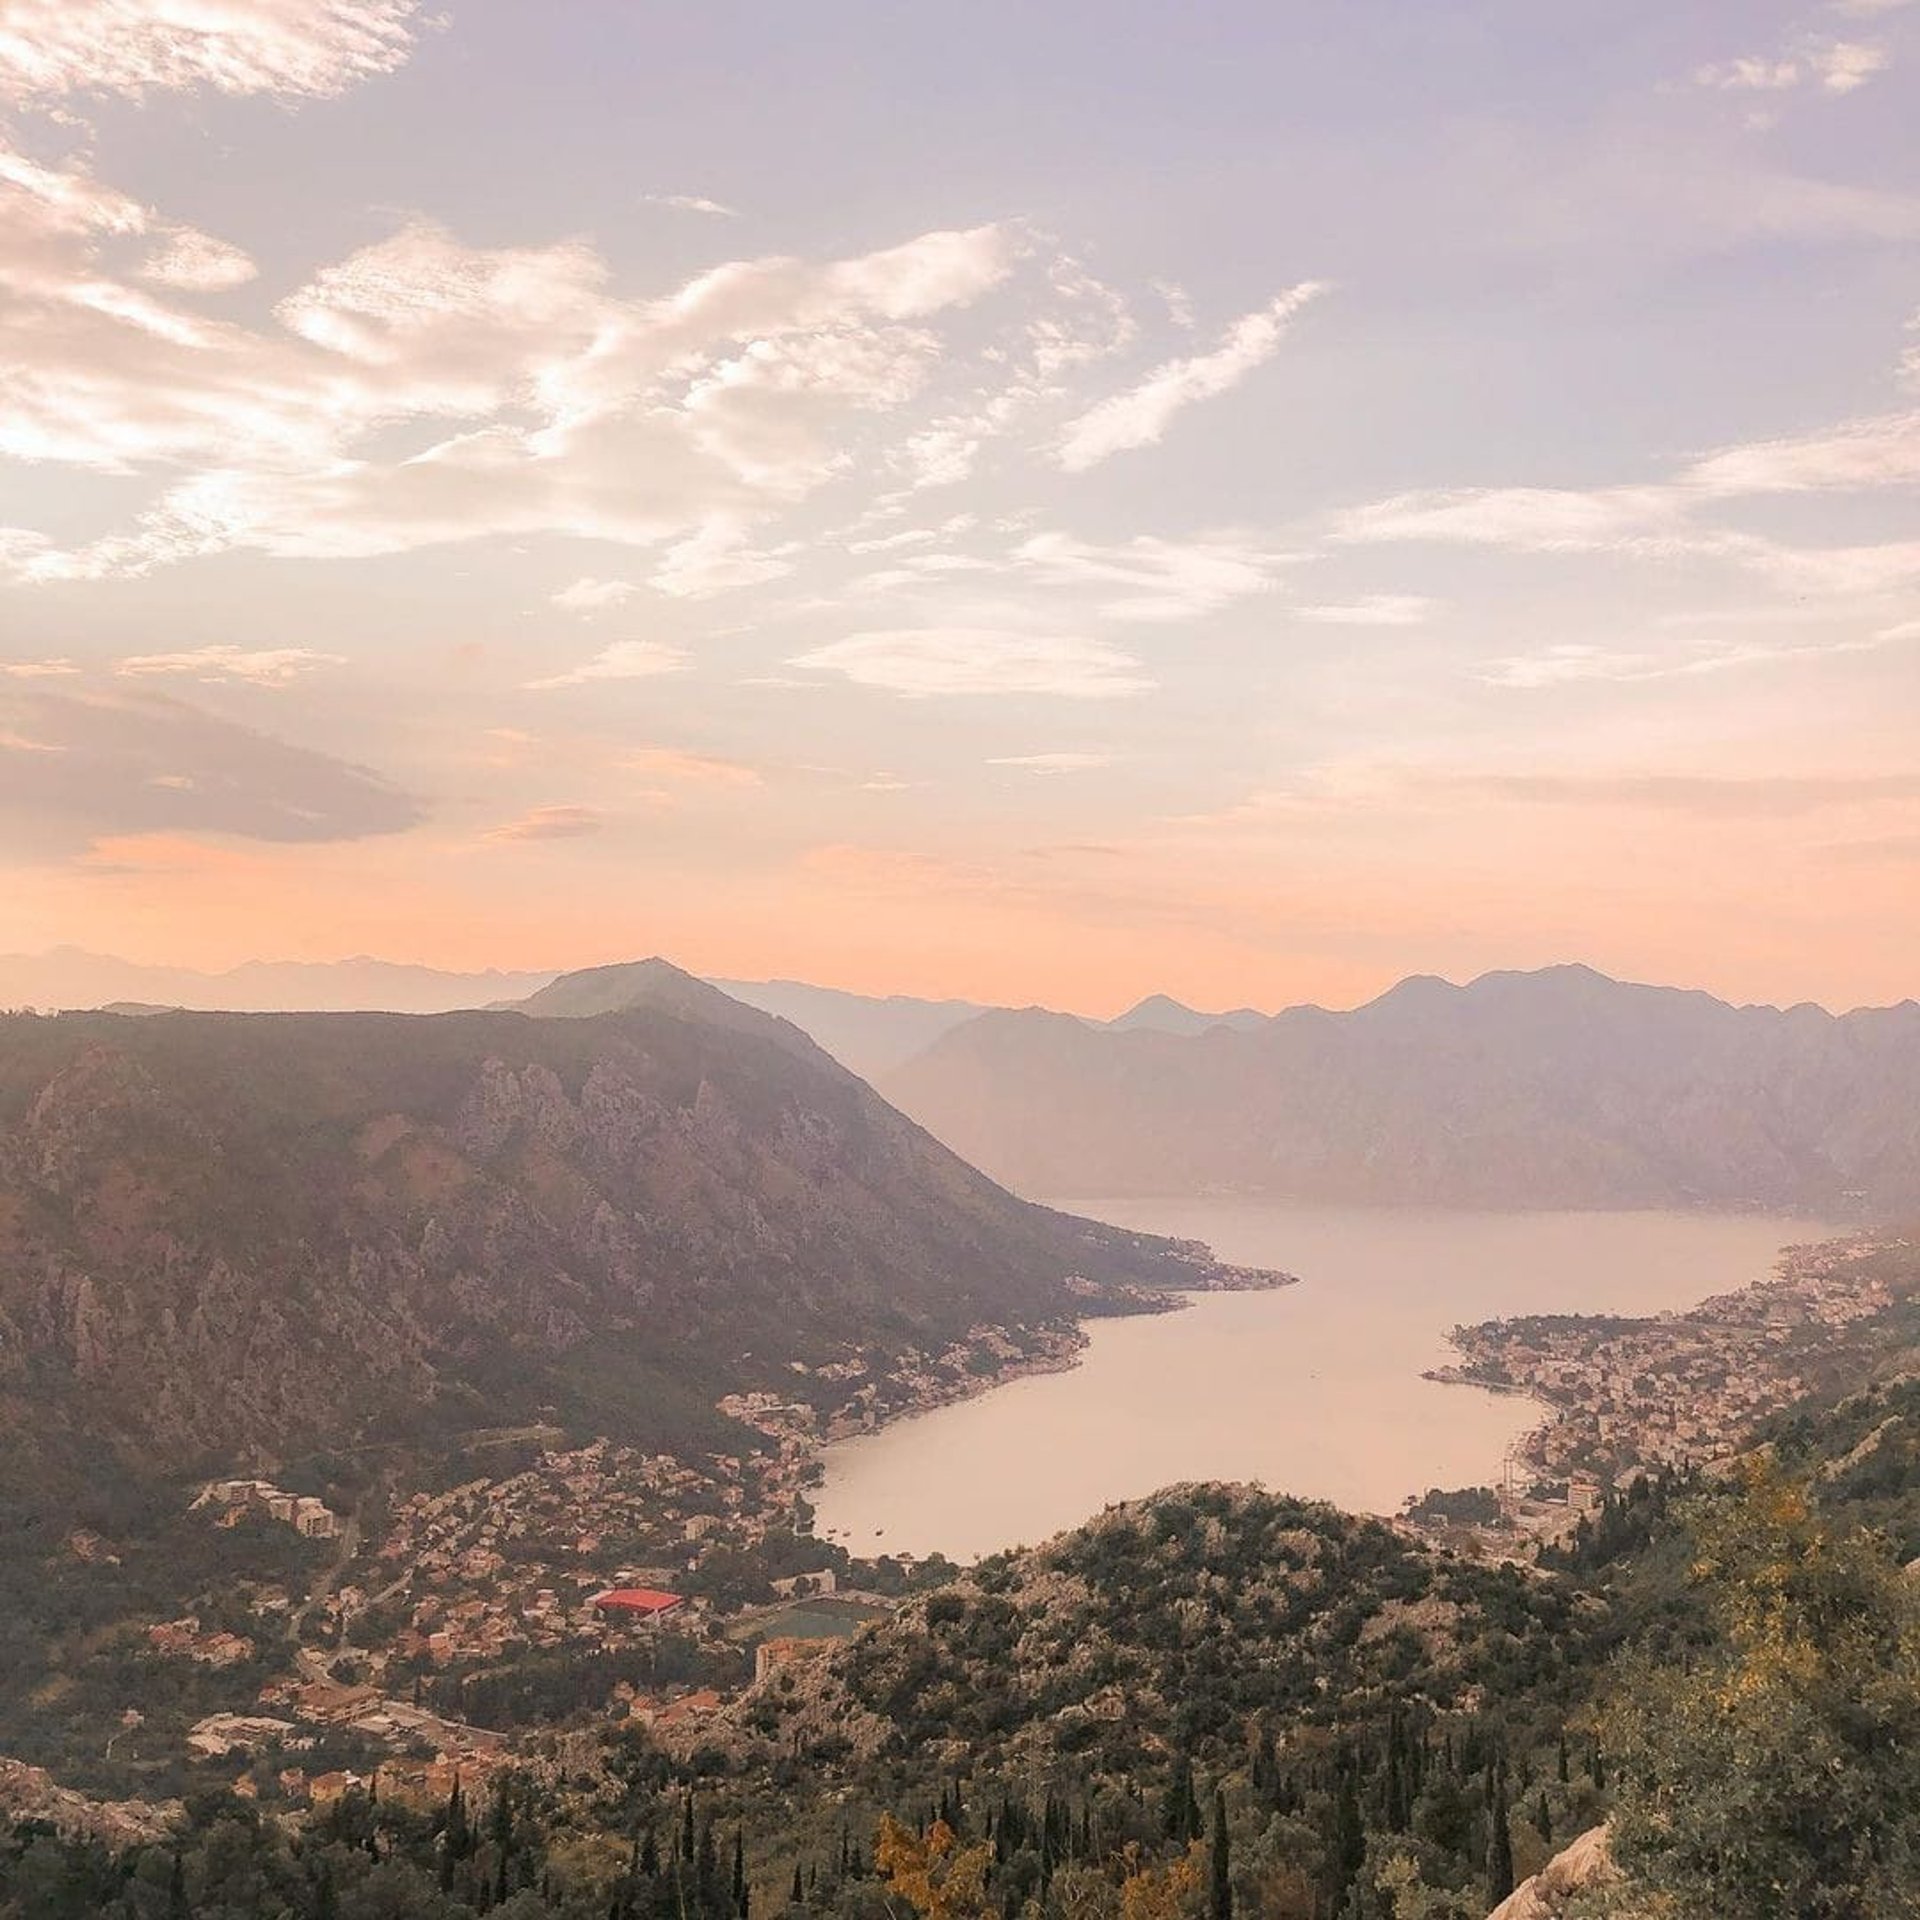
[0,1757,177,1849]
[1489,1826,1619,1920]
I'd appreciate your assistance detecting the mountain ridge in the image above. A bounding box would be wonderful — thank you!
[880,964,1920,1212]
[0,966,1251,1502]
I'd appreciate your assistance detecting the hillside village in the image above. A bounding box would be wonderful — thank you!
[146,1321,1106,1802]
[123,1237,1919,1806]
[1428,1234,1918,1495]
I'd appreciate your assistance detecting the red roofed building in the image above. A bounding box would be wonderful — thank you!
[590,1587,685,1623]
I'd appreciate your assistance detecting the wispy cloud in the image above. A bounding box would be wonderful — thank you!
[0,188,1034,580]
[1477,622,1917,689]
[1012,530,1294,622]
[1812,39,1893,88]
[641,192,741,218]
[525,640,690,690]
[1695,34,1891,97]
[650,522,798,599]
[987,751,1114,773]
[1333,485,1684,553]
[1296,595,1434,627]
[140,228,257,292]
[0,0,425,102]
[1331,319,1920,606]
[791,629,1155,699]
[116,645,345,686]
[551,577,641,615]
[484,804,604,842]
[1056,283,1326,472]
[1695,55,1802,92]
[1464,772,1920,817]
[621,746,762,788]
[1682,410,1920,494]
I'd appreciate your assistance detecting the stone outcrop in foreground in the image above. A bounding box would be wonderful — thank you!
[1489,1825,1619,1919]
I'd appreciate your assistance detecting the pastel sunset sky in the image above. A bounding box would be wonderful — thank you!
[1,0,1916,1014]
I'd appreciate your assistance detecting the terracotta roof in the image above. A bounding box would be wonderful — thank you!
[592,1587,684,1613]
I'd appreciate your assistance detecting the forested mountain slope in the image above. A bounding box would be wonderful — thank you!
[0,971,1229,1497]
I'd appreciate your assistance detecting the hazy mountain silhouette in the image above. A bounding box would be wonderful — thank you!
[0,946,558,1014]
[881,964,1920,1212]
[1108,994,1269,1037]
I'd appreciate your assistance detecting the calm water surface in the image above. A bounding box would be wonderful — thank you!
[812,1204,1839,1560]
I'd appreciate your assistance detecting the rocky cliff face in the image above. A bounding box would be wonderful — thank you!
[882,965,1920,1210]
[1488,1826,1620,1919]
[0,1758,176,1850]
[0,978,1218,1497]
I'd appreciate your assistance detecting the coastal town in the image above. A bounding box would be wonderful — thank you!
[1423,1232,1919,1518]
[113,1257,1310,1807]
[148,1318,1138,1802]
[115,1234,1919,1802]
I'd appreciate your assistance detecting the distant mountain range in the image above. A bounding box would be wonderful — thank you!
[1,949,1265,1082]
[882,965,1920,1214]
[11,948,1917,1214]
[0,947,562,1016]
[0,961,1236,1503]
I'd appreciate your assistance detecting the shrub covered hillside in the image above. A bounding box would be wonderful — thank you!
[6,1460,1918,1919]
[734,1485,1596,1776]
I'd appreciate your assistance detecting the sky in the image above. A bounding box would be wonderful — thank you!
[0,0,1916,1017]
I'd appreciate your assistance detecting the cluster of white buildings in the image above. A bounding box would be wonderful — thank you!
[192,1479,341,1540]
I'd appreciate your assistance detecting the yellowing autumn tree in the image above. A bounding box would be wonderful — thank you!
[1601,1461,1920,1919]
[1118,1841,1205,1920]
[875,1815,993,1920]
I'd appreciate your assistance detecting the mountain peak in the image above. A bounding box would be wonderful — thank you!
[882,962,1920,1210]
[513,958,828,1062]
[1110,994,1229,1037]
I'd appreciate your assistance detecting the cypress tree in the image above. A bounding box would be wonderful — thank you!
[1330,1763,1364,1910]
[642,1827,660,1876]
[1208,1790,1232,1920]
[1556,1734,1569,1785]
[790,1864,804,1906]
[1487,1765,1515,1906]
[733,1831,748,1917]
[1384,1712,1410,1833]
[1535,1792,1552,1842]
[1163,1756,1201,1844]
[442,1778,469,1891]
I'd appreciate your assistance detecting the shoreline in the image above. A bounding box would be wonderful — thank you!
[1422,1229,1913,1499]
[808,1224,1879,1559]
[814,1257,1300,1447]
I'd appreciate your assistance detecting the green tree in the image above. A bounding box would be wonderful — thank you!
[1484,1764,1513,1908]
[1207,1790,1231,1920]
[1162,1759,1201,1847]
[1602,1463,1920,1918]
